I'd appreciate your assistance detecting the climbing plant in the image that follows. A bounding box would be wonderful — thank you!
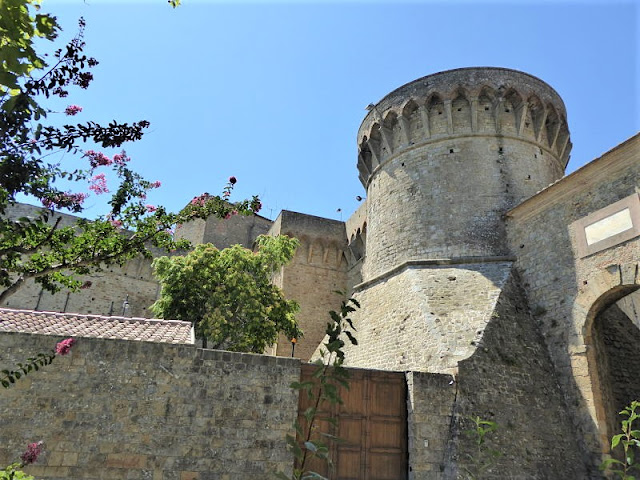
[601,400,640,479]
[277,295,359,480]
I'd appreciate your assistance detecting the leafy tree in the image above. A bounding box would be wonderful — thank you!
[0,0,261,303]
[150,235,301,352]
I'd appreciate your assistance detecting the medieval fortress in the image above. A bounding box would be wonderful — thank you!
[1,67,639,479]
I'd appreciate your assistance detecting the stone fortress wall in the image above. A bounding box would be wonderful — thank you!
[1,67,639,478]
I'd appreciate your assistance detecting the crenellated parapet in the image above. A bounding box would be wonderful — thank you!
[357,67,571,188]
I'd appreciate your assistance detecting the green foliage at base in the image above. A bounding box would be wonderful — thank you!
[0,464,35,480]
[460,416,501,480]
[601,400,640,479]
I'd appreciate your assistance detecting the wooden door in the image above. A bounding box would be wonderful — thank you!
[297,364,408,480]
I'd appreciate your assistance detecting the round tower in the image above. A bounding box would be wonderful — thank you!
[357,67,570,280]
[343,68,571,374]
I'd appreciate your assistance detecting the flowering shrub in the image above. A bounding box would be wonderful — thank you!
[89,173,108,194]
[41,192,88,212]
[84,150,113,168]
[64,105,82,116]
[1,339,76,478]
[0,1,261,306]
[112,151,130,166]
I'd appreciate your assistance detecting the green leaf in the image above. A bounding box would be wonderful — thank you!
[304,441,318,453]
[612,434,624,449]
[345,330,358,346]
[301,472,328,480]
[303,407,316,422]
[600,458,623,470]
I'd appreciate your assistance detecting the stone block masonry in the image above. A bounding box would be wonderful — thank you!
[0,332,300,480]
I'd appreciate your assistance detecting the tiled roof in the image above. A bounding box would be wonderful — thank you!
[0,308,194,345]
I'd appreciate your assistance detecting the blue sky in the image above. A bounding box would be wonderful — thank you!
[42,0,638,221]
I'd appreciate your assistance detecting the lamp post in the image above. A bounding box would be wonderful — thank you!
[291,338,297,358]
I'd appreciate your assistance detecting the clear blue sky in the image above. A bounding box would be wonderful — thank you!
[42,0,638,221]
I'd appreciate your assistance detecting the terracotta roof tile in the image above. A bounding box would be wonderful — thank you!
[0,308,194,345]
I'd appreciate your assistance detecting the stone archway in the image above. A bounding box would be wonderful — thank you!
[587,287,640,452]
[574,262,640,454]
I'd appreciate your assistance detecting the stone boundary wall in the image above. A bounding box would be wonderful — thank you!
[0,332,300,480]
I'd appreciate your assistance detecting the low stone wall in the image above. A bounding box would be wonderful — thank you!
[0,332,300,480]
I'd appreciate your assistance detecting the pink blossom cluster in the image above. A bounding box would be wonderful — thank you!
[110,218,122,228]
[149,181,161,189]
[89,173,108,195]
[84,150,112,168]
[224,210,239,220]
[145,204,157,213]
[41,192,88,210]
[113,152,130,166]
[55,338,75,356]
[64,105,82,116]
[20,441,43,465]
[190,193,209,207]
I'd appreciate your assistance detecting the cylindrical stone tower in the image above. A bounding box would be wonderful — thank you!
[343,67,571,373]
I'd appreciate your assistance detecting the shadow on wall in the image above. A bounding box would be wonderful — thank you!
[447,268,589,480]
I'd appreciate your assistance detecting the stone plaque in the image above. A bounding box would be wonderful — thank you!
[574,193,640,257]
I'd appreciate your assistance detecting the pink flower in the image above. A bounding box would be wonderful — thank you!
[145,204,157,213]
[229,176,237,185]
[20,441,43,465]
[150,181,161,189]
[113,152,130,166]
[84,150,112,168]
[55,338,75,356]
[110,219,122,228]
[89,173,108,195]
[41,192,87,211]
[64,105,82,116]
[190,193,208,207]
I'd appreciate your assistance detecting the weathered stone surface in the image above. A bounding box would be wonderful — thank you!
[0,333,300,480]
